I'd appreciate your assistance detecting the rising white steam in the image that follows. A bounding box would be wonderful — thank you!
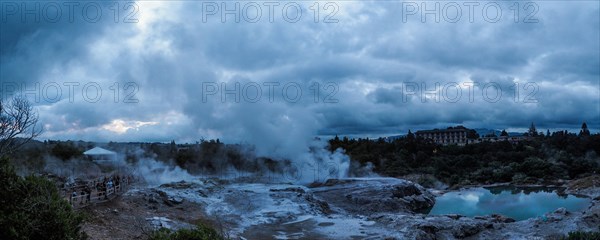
[132,158,196,186]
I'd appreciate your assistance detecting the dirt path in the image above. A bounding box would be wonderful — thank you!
[81,186,216,240]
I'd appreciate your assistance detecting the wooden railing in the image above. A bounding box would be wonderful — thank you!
[62,176,133,208]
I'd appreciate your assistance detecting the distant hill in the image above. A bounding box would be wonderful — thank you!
[385,135,404,141]
[473,128,523,137]
[6,138,45,150]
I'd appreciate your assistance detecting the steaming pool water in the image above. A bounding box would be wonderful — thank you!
[428,187,591,221]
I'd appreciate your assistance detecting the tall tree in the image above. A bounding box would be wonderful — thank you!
[407,130,415,140]
[466,129,479,139]
[0,97,42,156]
[500,129,509,137]
[528,122,538,137]
[170,140,177,153]
[0,97,85,239]
[579,122,591,136]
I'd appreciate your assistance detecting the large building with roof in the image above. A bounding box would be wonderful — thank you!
[415,127,471,145]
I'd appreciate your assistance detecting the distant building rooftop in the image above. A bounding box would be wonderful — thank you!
[84,147,116,156]
[415,128,469,134]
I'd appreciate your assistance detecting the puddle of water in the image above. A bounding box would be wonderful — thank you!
[428,186,591,220]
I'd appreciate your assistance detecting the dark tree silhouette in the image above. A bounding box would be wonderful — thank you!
[0,97,42,156]
[579,122,590,136]
[466,129,479,139]
[528,122,538,137]
[407,130,415,140]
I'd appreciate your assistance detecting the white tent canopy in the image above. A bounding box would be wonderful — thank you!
[84,147,116,156]
[84,147,117,164]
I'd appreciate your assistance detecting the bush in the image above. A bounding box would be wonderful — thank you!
[0,157,86,240]
[148,224,225,240]
[330,133,600,185]
[563,231,600,240]
[51,142,83,161]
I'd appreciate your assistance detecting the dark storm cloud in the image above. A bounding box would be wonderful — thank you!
[0,0,598,144]
[0,1,130,86]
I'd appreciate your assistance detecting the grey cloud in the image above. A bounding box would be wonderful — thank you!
[0,0,598,145]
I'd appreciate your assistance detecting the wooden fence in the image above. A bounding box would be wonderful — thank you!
[62,175,133,208]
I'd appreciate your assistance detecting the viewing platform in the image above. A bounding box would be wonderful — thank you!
[61,175,134,208]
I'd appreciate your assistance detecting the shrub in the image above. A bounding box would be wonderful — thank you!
[563,231,600,240]
[148,224,225,240]
[51,142,84,161]
[0,157,86,240]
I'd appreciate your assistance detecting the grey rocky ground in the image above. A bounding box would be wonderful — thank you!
[82,176,600,239]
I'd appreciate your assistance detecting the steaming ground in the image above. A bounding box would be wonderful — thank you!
[80,172,600,240]
[123,155,389,238]
[79,160,600,240]
[73,143,383,239]
[155,178,400,239]
[106,176,410,239]
[71,143,600,239]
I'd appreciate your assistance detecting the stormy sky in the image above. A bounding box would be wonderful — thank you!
[1,1,599,144]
